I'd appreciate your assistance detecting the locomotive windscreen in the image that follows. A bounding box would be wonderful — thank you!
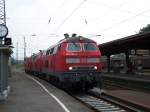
[67,43,81,52]
[67,42,98,52]
[83,43,98,51]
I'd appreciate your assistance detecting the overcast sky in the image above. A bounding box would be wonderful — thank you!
[6,0,150,59]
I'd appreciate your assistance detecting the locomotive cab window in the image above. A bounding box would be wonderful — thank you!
[57,44,61,51]
[53,45,61,54]
[46,50,50,55]
[83,43,97,51]
[67,43,81,52]
[50,48,54,54]
[53,46,58,54]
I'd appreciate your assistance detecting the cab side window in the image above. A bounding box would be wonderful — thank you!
[46,50,50,55]
[57,45,61,52]
[53,46,58,54]
[50,48,54,54]
[53,45,61,54]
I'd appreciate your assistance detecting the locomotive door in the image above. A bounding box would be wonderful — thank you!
[52,54,56,73]
[53,45,62,74]
[52,46,59,73]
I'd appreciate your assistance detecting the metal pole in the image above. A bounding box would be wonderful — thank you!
[107,55,111,72]
[16,42,18,64]
[0,51,2,92]
[0,0,11,100]
[3,0,6,24]
[0,39,2,45]
[0,0,6,45]
[24,36,26,60]
[0,0,5,94]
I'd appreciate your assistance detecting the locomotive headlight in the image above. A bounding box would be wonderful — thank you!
[69,66,73,70]
[94,66,97,70]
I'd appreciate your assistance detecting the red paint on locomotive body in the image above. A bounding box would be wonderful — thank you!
[24,57,33,73]
[25,35,102,90]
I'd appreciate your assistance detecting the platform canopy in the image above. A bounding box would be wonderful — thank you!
[99,32,150,55]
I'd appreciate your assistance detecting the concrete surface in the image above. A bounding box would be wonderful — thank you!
[92,87,150,110]
[0,69,94,112]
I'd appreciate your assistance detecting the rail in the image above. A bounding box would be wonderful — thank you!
[70,92,127,112]
[88,89,150,112]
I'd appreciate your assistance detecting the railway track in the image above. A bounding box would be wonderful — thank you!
[102,80,135,90]
[101,76,150,92]
[88,88,150,112]
[100,92,150,112]
[71,92,127,112]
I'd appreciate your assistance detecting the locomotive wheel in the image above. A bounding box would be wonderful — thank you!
[41,74,46,79]
[60,82,70,90]
[45,74,50,82]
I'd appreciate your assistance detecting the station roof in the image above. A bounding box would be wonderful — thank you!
[99,32,150,55]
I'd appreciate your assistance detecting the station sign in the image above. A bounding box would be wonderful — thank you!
[129,49,136,55]
[130,49,136,55]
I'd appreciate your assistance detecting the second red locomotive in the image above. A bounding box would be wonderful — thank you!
[25,34,102,90]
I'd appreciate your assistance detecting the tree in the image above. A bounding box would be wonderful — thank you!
[139,24,150,33]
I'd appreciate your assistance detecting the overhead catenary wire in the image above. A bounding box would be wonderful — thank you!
[55,0,87,33]
[47,0,70,24]
[90,0,150,23]
[100,8,150,33]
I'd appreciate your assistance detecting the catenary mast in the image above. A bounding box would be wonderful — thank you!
[0,0,6,24]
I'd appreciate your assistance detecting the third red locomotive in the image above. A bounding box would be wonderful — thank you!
[25,34,102,90]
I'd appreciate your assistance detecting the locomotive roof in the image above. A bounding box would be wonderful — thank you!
[60,36,96,43]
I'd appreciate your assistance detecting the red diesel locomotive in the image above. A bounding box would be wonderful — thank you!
[25,34,102,90]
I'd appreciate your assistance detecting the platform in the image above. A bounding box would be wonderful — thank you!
[101,72,150,82]
[0,69,93,112]
[106,90,150,109]
[91,87,150,110]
